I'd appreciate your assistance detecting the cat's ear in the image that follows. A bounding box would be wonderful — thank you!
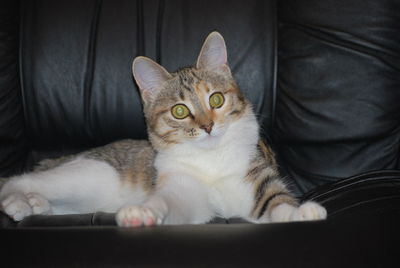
[196,32,230,74]
[132,56,172,104]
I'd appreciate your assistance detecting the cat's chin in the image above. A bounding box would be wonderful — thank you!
[192,133,223,149]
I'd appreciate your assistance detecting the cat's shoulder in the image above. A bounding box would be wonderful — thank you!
[255,139,277,167]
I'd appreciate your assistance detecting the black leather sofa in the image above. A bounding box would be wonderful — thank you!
[1,0,400,266]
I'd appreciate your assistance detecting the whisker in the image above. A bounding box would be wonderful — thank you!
[160,130,178,140]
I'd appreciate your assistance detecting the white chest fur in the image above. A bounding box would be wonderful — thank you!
[155,113,259,218]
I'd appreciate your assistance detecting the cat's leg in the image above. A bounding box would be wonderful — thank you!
[248,179,327,223]
[26,192,52,215]
[0,157,138,221]
[116,173,213,227]
[268,201,327,222]
[1,193,32,221]
[1,192,52,221]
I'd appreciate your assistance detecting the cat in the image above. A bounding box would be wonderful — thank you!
[0,32,327,227]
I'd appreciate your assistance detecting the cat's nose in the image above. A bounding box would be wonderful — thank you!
[200,121,214,134]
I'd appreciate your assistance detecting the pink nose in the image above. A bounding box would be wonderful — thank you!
[200,122,214,134]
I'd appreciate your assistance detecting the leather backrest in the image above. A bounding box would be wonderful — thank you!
[275,0,400,193]
[20,0,277,149]
[0,1,27,176]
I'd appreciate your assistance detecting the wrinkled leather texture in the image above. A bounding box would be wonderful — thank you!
[19,0,276,150]
[275,0,400,194]
[0,1,27,176]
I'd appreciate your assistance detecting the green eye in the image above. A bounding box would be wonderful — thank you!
[209,92,225,109]
[171,104,190,119]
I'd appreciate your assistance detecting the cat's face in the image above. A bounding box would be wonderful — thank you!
[133,32,250,150]
[145,68,248,149]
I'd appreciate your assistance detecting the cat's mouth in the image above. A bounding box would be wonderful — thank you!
[192,127,226,148]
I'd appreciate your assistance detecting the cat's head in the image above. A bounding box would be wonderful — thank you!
[132,32,253,150]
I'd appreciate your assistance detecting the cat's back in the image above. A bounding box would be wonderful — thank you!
[85,139,156,187]
[35,139,156,190]
[85,139,154,168]
[85,139,155,189]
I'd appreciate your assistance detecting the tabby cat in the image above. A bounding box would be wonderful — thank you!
[0,32,326,226]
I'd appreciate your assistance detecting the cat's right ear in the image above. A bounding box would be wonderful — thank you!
[196,32,230,75]
[132,56,172,104]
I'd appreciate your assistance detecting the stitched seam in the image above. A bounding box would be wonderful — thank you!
[303,172,400,202]
[136,0,145,56]
[83,0,102,140]
[156,0,165,63]
[271,0,278,130]
[329,195,400,217]
[18,0,30,144]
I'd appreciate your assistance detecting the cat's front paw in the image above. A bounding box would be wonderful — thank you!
[1,193,32,221]
[270,201,327,222]
[292,201,327,221]
[26,193,52,215]
[1,192,52,221]
[116,206,164,227]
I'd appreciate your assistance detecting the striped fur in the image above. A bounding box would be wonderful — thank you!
[246,141,298,220]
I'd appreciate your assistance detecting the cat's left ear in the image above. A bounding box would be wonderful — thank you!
[196,31,231,75]
[132,56,172,104]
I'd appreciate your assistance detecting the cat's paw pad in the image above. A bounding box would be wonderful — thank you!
[116,206,163,227]
[1,193,32,221]
[291,201,327,221]
[26,193,51,215]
